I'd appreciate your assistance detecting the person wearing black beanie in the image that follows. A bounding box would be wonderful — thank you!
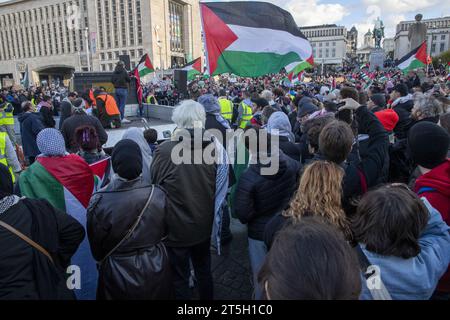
[410,121,450,244]
[0,163,13,200]
[408,122,449,170]
[111,139,143,180]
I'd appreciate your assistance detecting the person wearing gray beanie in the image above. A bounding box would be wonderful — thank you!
[368,94,386,113]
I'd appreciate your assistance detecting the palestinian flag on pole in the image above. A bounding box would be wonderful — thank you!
[201,1,314,77]
[19,155,99,300]
[180,57,202,80]
[396,41,427,73]
[136,54,155,78]
[133,54,154,105]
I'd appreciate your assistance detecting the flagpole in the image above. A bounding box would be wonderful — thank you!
[199,4,210,76]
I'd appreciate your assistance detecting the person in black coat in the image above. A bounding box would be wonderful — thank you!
[61,99,108,153]
[87,140,173,300]
[111,61,131,121]
[18,102,45,165]
[59,92,78,130]
[234,131,300,299]
[198,94,231,149]
[390,83,414,140]
[0,164,85,300]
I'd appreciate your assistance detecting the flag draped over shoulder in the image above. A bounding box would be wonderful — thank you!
[133,54,155,105]
[180,57,202,80]
[201,1,314,77]
[396,41,427,73]
[19,155,98,300]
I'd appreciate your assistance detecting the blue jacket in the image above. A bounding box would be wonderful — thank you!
[360,198,450,300]
[18,112,45,158]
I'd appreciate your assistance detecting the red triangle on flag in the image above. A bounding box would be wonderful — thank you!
[193,58,202,73]
[201,4,238,75]
[37,155,94,208]
[416,42,428,65]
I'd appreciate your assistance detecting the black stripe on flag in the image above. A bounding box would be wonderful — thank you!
[396,42,424,66]
[203,1,307,39]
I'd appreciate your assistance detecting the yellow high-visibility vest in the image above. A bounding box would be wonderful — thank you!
[218,98,233,122]
[239,102,253,129]
[0,103,14,126]
[0,132,15,183]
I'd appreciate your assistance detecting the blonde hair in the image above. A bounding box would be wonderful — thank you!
[284,161,351,238]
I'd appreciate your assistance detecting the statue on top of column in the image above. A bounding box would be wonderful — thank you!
[408,14,428,50]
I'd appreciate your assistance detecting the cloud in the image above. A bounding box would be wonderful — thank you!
[286,0,350,26]
[362,0,441,14]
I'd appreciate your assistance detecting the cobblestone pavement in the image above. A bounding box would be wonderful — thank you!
[211,218,253,300]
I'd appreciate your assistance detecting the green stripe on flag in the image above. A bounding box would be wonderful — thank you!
[19,162,66,211]
[213,51,301,77]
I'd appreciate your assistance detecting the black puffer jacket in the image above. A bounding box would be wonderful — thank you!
[278,136,303,162]
[87,177,173,300]
[234,152,300,241]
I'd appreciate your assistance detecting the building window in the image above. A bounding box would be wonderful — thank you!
[440,43,445,53]
[130,49,135,58]
[318,49,322,58]
[136,0,142,45]
[441,35,446,40]
[431,43,436,53]
[169,0,184,52]
[432,35,437,40]
[101,64,106,71]
[325,42,329,47]
[325,48,329,58]
[128,0,135,46]
[319,42,322,47]
[332,41,336,47]
[138,49,143,57]
[332,48,336,57]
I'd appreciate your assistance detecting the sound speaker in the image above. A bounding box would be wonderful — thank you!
[174,70,188,96]
[119,55,131,71]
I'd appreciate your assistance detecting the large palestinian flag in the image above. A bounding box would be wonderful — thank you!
[396,41,427,73]
[19,155,98,300]
[180,57,202,80]
[201,2,314,77]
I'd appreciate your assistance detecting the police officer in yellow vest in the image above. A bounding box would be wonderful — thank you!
[0,101,16,146]
[0,131,22,183]
[218,89,233,124]
[235,90,253,129]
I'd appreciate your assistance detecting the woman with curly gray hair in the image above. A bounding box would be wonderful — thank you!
[411,94,445,123]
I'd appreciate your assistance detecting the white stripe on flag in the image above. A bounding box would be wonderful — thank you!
[226,25,312,60]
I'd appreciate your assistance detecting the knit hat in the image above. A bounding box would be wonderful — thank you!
[370,93,387,109]
[37,128,67,156]
[375,109,399,132]
[298,103,318,118]
[112,139,143,180]
[408,122,450,169]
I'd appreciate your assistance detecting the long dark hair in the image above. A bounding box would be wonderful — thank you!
[352,184,429,259]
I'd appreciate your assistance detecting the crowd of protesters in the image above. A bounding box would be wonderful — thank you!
[0,63,449,301]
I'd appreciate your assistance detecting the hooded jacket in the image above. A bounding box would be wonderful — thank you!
[414,159,450,294]
[360,198,450,300]
[59,97,74,130]
[18,112,45,158]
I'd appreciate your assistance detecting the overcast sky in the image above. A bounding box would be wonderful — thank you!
[1,0,448,47]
